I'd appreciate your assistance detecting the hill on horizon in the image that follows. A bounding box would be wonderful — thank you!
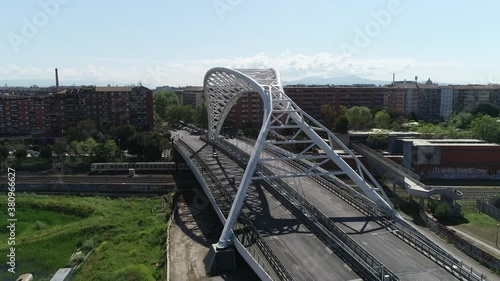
[282,75,391,86]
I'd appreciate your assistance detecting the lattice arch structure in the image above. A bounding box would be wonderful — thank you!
[203,67,398,248]
[204,68,276,141]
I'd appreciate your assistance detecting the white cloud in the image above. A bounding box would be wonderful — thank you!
[0,52,461,87]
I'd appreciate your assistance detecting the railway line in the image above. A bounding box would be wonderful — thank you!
[1,175,175,184]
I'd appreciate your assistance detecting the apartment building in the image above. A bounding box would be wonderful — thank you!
[175,86,204,107]
[0,86,154,138]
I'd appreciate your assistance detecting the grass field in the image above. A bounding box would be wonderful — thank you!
[444,211,500,247]
[0,194,172,281]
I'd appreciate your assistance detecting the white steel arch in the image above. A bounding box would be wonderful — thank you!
[204,67,398,249]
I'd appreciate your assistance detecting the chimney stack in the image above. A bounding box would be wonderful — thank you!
[55,68,59,90]
[393,73,395,84]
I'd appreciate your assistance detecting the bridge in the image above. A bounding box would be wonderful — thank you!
[173,68,487,281]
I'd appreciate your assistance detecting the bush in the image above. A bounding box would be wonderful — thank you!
[12,158,51,172]
[40,145,54,159]
[34,221,46,230]
[70,252,86,266]
[366,132,389,149]
[434,203,451,220]
[112,264,155,281]
[23,201,95,217]
[15,145,28,160]
[334,115,349,133]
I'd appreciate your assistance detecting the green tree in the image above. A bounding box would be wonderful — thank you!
[367,131,389,149]
[468,114,500,143]
[195,103,209,129]
[0,145,8,161]
[414,123,448,138]
[53,139,70,156]
[113,124,136,149]
[66,120,98,142]
[128,132,168,161]
[320,104,335,128]
[472,103,500,117]
[434,202,451,221]
[374,110,391,129]
[39,145,53,159]
[346,106,373,130]
[447,112,474,129]
[334,115,349,133]
[15,145,27,161]
[94,140,121,162]
[154,90,179,121]
[167,105,196,124]
[71,138,99,157]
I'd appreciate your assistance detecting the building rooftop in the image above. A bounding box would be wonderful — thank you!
[49,268,72,281]
[349,129,422,136]
[398,138,500,147]
[96,86,133,92]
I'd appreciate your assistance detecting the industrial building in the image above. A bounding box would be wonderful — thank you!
[398,138,500,180]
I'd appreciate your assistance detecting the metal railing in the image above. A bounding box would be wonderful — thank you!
[250,138,486,281]
[205,137,398,281]
[174,140,295,281]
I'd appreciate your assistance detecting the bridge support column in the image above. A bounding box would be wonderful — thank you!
[204,244,236,274]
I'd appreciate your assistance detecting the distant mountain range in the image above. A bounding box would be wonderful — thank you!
[1,76,455,88]
[282,75,391,86]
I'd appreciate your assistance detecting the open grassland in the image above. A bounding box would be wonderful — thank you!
[446,211,500,247]
[0,194,172,281]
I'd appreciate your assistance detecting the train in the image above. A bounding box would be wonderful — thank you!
[90,162,187,173]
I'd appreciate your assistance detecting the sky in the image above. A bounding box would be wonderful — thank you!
[1,0,499,87]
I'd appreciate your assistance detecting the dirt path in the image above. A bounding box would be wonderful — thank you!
[169,192,218,281]
[168,191,259,281]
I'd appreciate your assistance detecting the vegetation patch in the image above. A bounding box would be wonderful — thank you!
[0,194,171,281]
[439,210,499,247]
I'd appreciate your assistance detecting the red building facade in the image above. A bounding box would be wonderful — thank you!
[0,86,154,138]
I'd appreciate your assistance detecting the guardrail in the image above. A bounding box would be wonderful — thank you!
[239,138,486,281]
[205,137,397,281]
[175,140,295,281]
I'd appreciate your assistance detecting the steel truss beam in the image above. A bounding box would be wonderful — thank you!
[204,67,397,249]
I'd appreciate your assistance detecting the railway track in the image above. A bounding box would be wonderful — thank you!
[1,175,175,184]
[458,188,500,199]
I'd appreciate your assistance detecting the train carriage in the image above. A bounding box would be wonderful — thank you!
[90,162,179,173]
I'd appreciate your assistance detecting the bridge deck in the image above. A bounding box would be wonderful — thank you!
[176,131,361,281]
[227,138,458,281]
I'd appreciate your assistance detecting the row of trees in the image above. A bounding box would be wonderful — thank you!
[320,102,500,144]
[68,127,169,162]
[320,105,405,133]
[154,90,208,128]
[412,112,500,143]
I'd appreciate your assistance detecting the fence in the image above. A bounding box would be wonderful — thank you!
[420,209,500,273]
[175,140,294,281]
[235,136,488,280]
[477,200,500,221]
[206,137,397,280]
